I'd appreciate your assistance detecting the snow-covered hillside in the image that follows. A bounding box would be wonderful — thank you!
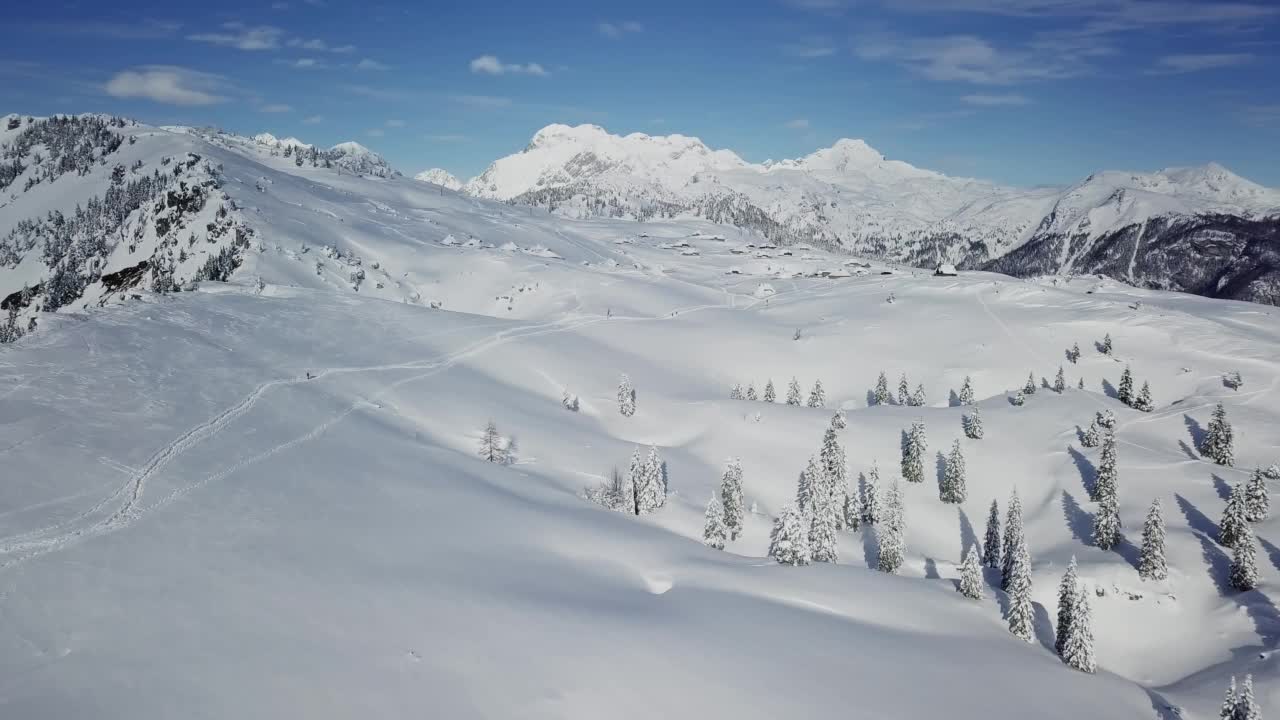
[414,167,462,191]
[458,123,1280,304]
[0,114,1277,719]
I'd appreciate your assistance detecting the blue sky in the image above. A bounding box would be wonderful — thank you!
[3,0,1278,187]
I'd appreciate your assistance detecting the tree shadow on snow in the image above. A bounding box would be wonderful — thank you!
[1143,687,1184,720]
[935,451,947,497]
[1259,535,1280,573]
[1183,414,1206,452]
[948,389,961,408]
[1066,446,1097,499]
[1175,492,1219,538]
[862,525,880,570]
[924,558,940,579]
[1100,378,1118,400]
[865,389,877,407]
[1113,535,1142,572]
[958,507,978,557]
[1177,494,1231,595]
[1031,601,1056,653]
[1212,474,1232,501]
[1177,440,1200,462]
[1061,490,1092,543]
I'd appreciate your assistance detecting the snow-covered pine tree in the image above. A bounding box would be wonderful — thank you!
[1081,420,1101,448]
[862,464,881,524]
[729,384,743,400]
[831,411,846,430]
[1005,526,1034,642]
[795,456,820,513]
[703,496,727,550]
[964,406,984,440]
[1061,583,1096,673]
[820,426,849,530]
[763,379,776,403]
[768,504,811,566]
[1245,468,1271,522]
[1135,381,1153,412]
[898,374,910,405]
[1139,497,1168,581]
[1002,489,1024,591]
[1078,377,1085,390]
[625,447,645,515]
[1096,409,1117,430]
[902,420,927,483]
[478,421,506,464]
[640,445,666,512]
[1011,390,1026,406]
[1118,365,1135,407]
[874,372,891,405]
[843,486,862,533]
[941,439,967,503]
[746,383,758,401]
[910,384,926,407]
[959,546,983,599]
[958,375,975,406]
[1024,372,1038,395]
[720,458,745,541]
[808,477,840,563]
[1236,675,1261,720]
[983,499,1001,570]
[1070,342,1081,363]
[877,480,905,573]
[1225,370,1244,391]
[1220,678,1238,720]
[1220,482,1248,548]
[1101,333,1113,355]
[1229,521,1259,591]
[618,374,636,417]
[1054,366,1066,393]
[1093,441,1122,550]
[1202,403,1235,467]
[1054,557,1079,656]
[787,377,802,406]
[808,380,826,408]
[1093,430,1118,502]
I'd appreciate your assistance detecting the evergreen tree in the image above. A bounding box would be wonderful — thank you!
[625,447,645,515]
[1135,381,1153,412]
[873,372,891,405]
[808,478,840,564]
[768,504,811,566]
[1055,557,1079,656]
[1096,409,1117,430]
[1081,420,1101,448]
[1220,678,1238,720]
[1093,431,1118,502]
[1054,366,1067,393]
[898,374,910,405]
[1220,482,1248,548]
[1118,365,1135,406]
[703,496,727,550]
[786,377,803,406]
[808,380,826,408]
[1078,377,1085,390]
[729,383,743,400]
[1070,342,1081,363]
[1002,489,1024,591]
[1005,524,1034,642]
[877,480,905,573]
[820,426,849,530]
[745,383,758,401]
[720,458,745,541]
[1024,372,1038,395]
[1101,333,1113,355]
[964,406,984,440]
[1245,468,1270,522]
[902,420,927,483]
[958,375,975,406]
[982,499,1001,570]
[910,384,926,407]
[618,374,636,417]
[843,486,862,533]
[1061,584,1096,673]
[763,379,776,403]
[959,546,983,599]
[1093,447,1122,551]
[941,439,967,503]
[478,421,507,464]
[830,411,847,430]
[1229,522,1259,591]
[1201,403,1235,466]
[862,464,881,524]
[1139,498,1168,581]
[1236,675,1261,720]
[1011,390,1026,406]
[795,456,821,513]
[639,445,666,512]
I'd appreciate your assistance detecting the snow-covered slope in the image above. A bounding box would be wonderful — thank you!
[414,167,462,190]
[1,114,1278,719]
[459,123,1280,304]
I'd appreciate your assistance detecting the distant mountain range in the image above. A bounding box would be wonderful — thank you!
[415,123,1280,305]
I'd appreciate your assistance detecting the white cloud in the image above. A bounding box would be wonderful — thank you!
[961,93,1031,105]
[281,57,325,69]
[886,0,1278,27]
[469,55,548,76]
[303,115,324,124]
[287,37,356,53]
[366,128,385,138]
[856,33,1088,84]
[1148,53,1254,74]
[385,119,406,128]
[188,23,283,51]
[356,58,391,71]
[598,21,645,37]
[104,65,228,106]
[260,103,293,113]
[785,118,811,130]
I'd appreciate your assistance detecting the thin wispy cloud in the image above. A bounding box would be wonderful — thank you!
[104,65,229,106]
[21,19,181,39]
[303,115,324,124]
[278,57,326,69]
[961,93,1031,105]
[598,21,644,37]
[1148,53,1255,74]
[385,119,406,128]
[287,37,356,53]
[469,55,548,76]
[189,22,283,50]
[367,128,385,137]
[341,84,415,101]
[355,58,391,71]
[885,0,1279,27]
[856,33,1087,84]
[1240,103,1280,127]
[785,118,811,130]
[782,38,837,58]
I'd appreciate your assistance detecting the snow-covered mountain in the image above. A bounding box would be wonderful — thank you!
[414,167,462,190]
[459,123,1280,304]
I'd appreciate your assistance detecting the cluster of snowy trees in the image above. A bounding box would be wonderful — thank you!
[767,419,862,565]
[729,377,826,407]
[0,115,128,194]
[703,458,745,549]
[588,445,669,515]
[870,371,927,407]
[617,374,637,417]
[1116,365,1154,412]
[1221,675,1262,720]
[1219,467,1270,591]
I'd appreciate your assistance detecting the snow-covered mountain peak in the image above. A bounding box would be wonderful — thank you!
[796,138,886,172]
[414,168,463,190]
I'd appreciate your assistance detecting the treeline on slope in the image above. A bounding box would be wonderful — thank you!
[1,115,131,194]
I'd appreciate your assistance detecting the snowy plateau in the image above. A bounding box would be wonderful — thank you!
[0,113,1277,719]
